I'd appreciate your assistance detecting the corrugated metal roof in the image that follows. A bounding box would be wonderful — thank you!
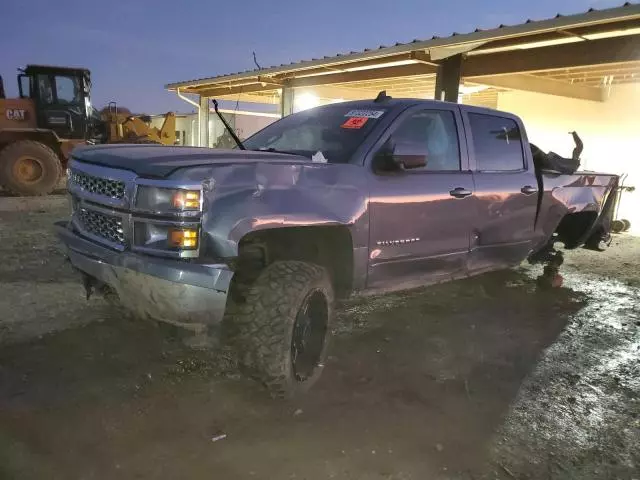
[166,2,639,90]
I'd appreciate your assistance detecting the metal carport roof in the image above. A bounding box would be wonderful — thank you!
[166,3,640,106]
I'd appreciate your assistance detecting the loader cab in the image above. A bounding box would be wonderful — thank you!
[18,65,93,140]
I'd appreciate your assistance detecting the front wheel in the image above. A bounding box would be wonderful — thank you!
[228,261,334,397]
[0,140,62,195]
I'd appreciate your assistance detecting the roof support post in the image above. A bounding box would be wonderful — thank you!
[198,95,210,147]
[434,54,462,102]
[280,85,294,117]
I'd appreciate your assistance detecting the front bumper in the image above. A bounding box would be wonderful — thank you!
[55,222,233,329]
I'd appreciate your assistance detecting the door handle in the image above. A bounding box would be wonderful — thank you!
[521,185,538,195]
[449,187,472,198]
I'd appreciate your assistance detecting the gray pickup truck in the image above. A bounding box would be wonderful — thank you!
[56,97,618,396]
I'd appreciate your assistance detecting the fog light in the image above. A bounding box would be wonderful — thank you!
[168,228,199,249]
[172,190,200,210]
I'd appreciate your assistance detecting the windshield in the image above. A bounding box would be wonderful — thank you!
[242,104,387,163]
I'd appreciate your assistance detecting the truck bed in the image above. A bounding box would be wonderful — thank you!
[535,171,619,251]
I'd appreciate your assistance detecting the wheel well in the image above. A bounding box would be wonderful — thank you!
[555,211,598,248]
[0,131,63,159]
[234,226,354,298]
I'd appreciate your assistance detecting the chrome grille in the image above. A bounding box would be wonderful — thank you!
[70,170,125,199]
[78,209,125,246]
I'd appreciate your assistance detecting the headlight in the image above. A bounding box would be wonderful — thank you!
[135,186,201,213]
[172,190,200,210]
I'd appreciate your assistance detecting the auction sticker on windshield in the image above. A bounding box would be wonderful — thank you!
[344,110,385,119]
[342,117,369,129]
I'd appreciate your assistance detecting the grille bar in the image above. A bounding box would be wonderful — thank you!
[70,170,126,200]
[77,208,125,246]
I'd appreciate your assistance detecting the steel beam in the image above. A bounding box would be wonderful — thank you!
[466,74,606,102]
[280,86,295,117]
[434,54,462,102]
[289,63,437,88]
[463,35,640,77]
[198,95,209,147]
[193,83,278,98]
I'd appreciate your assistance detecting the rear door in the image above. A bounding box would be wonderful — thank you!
[367,104,475,289]
[463,110,539,271]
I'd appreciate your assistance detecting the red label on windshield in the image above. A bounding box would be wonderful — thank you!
[341,117,368,129]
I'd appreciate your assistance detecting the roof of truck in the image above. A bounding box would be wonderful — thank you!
[303,97,518,119]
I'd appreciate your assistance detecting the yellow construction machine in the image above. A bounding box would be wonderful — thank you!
[102,102,176,145]
[0,64,176,195]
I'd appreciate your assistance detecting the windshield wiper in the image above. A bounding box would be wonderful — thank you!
[212,99,245,150]
[253,147,298,155]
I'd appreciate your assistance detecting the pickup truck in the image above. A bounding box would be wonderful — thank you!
[56,97,618,396]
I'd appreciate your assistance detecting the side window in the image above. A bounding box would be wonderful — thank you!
[54,76,80,104]
[390,110,460,171]
[469,113,525,171]
[18,75,31,98]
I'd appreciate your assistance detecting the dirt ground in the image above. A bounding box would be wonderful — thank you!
[0,198,638,480]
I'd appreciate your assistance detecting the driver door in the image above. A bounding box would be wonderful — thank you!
[366,105,475,289]
[34,74,87,139]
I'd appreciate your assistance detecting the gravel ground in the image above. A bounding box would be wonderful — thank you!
[0,196,113,344]
[0,197,638,479]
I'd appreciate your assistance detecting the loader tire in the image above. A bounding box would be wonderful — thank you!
[621,219,631,232]
[228,261,334,398]
[611,219,625,234]
[0,141,62,196]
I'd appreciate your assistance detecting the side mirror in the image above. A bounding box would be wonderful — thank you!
[373,139,427,172]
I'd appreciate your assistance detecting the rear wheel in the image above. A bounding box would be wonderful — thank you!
[0,140,62,196]
[228,261,334,397]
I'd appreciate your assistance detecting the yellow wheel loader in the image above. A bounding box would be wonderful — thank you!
[0,64,175,195]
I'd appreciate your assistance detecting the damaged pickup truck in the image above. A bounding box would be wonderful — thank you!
[56,96,618,396]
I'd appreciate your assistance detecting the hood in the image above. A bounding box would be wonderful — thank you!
[71,144,310,178]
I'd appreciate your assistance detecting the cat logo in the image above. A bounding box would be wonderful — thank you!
[6,109,27,121]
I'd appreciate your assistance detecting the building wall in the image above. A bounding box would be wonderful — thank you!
[209,113,275,147]
[149,115,194,145]
[150,112,276,148]
[236,114,275,139]
[497,84,640,233]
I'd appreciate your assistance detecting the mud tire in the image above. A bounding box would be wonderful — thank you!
[227,261,334,398]
[0,140,62,196]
